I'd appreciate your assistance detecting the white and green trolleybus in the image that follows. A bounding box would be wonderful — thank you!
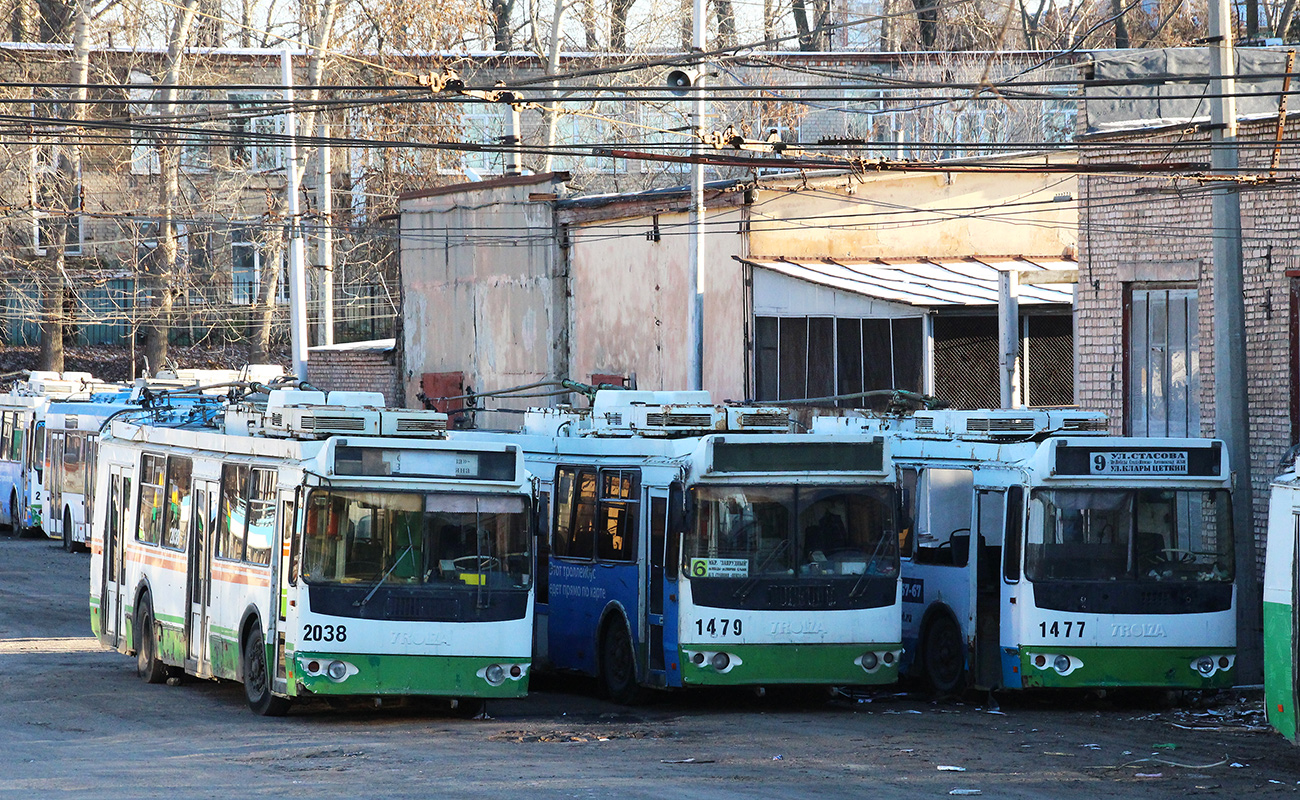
[816,409,1236,693]
[462,390,902,702]
[1264,460,1300,741]
[89,389,536,715]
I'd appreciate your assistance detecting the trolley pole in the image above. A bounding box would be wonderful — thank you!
[686,0,706,391]
[282,48,310,380]
[1207,0,1258,680]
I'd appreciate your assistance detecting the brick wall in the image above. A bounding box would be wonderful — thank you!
[1077,118,1300,577]
[306,346,401,407]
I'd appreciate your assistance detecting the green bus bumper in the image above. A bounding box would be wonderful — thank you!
[291,652,531,699]
[1018,646,1235,689]
[678,642,902,686]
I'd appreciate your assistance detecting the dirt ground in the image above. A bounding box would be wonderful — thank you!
[2,534,1298,799]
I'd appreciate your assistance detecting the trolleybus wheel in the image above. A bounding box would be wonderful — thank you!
[242,625,290,717]
[600,619,645,705]
[135,598,168,684]
[921,613,965,696]
[61,508,72,552]
[7,492,20,537]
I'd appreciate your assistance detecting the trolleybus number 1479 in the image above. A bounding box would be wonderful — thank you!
[695,618,743,636]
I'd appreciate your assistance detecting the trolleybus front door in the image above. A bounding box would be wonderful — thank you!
[48,433,64,537]
[973,489,1006,688]
[101,466,130,648]
[186,480,218,670]
[645,488,675,686]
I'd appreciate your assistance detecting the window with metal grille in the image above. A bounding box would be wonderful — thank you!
[754,315,922,406]
[932,313,1073,410]
[933,315,999,409]
[1025,314,1074,407]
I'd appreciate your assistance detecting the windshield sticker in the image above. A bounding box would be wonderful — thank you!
[1089,451,1189,475]
[689,558,749,578]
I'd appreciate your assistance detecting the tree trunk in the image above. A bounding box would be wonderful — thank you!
[38,268,64,372]
[1111,0,1129,47]
[250,242,283,364]
[763,0,775,47]
[583,0,599,50]
[610,0,635,50]
[911,0,939,48]
[491,0,514,50]
[38,0,88,372]
[792,0,815,49]
[144,0,201,374]
[713,0,736,46]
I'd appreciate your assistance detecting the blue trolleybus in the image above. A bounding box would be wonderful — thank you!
[460,390,902,702]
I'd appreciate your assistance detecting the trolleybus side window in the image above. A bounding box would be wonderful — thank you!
[162,456,193,551]
[913,468,973,567]
[1003,486,1023,583]
[597,470,639,562]
[10,413,22,462]
[217,464,251,561]
[64,432,87,496]
[898,468,919,557]
[553,466,597,560]
[666,482,683,580]
[137,454,166,545]
[1,412,12,461]
[245,469,277,566]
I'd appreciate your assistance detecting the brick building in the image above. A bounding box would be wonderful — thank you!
[1075,47,1297,576]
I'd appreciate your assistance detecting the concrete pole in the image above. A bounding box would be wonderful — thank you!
[318,123,334,346]
[998,270,1020,408]
[1208,0,1258,681]
[282,49,309,380]
[687,0,705,391]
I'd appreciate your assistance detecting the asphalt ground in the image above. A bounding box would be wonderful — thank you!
[1,535,1296,799]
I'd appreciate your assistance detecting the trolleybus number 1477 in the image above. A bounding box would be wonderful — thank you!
[1039,621,1086,638]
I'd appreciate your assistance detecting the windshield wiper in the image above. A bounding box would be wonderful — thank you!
[733,539,789,600]
[354,542,415,609]
[849,532,892,598]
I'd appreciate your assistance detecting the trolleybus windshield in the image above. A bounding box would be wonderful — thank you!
[302,490,531,590]
[686,485,898,580]
[1026,488,1233,583]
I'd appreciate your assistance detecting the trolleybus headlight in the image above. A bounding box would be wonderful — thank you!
[1194,656,1216,676]
[692,652,706,665]
[510,665,522,679]
[305,659,322,675]
[327,660,349,681]
[860,652,879,671]
[711,652,731,671]
[882,651,896,665]
[485,664,506,685]
[1052,655,1070,674]
[1034,655,1047,668]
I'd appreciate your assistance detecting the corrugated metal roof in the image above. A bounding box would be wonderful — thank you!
[739,256,1076,307]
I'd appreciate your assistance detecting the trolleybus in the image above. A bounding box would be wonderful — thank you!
[816,409,1236,693]
[0,371,104,536]
[90,388,536,715]
[1264,461,1300,741]
[461,390,902,702]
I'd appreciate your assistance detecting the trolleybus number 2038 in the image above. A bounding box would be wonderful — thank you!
[1039,621,1085,638]
[302,624,348,643]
